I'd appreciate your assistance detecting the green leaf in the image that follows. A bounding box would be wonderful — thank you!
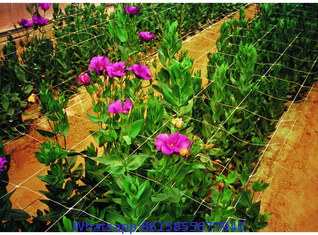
[247,201,261,218]
[92,102,101,113]
[240,190,252,207]
[87,113,100,123]
[123,135,132,145]
[106,213,131,225]
[47,114,59,121]
[3,209,30,221]
[172,85,181,99]
[7,108,14,116]
[212,189,219,203]
[89,154,122,166]
[58,118,69,137]
[126,154,148,171]
[163,187,181,203]
[71,163,83,181]
[62,216,74,232]
[158,47,168,68]
[124,175,137,196]
[117,29,127,42]
[160,82,178,106]
[240,169,248,186]
[38,175,58,184]
[15,65,26,83]
[36,129,56,138]
[130,119,144,138]
[152,193,172,203]
[222,188,232,204]
[22,84,33,95]
[252,180,269,192]
[2,96,9,110]
[169,38,182,58]
[227,171,237,184]
[106,165,125,174]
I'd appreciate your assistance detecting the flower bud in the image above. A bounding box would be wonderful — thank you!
[171,118,184,129]
[200,143,215,150]
[28,93,39,103]
[127,57,133,64]
[78,73,91,86]
[180,147,189,157]
[137,52,142,61]
[218,180,225,191]
[114,43,118,51]
[109,47,114,53]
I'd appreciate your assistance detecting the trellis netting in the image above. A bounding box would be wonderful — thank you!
[0,2,317,232]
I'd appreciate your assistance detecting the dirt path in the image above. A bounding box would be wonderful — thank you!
[255,82,318,232]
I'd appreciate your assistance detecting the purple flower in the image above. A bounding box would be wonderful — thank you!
[0,157,8,172]
[78,73,91,86]
[123,4,141,16]
[32,15,49,26]
[88,55,110,75]
[108,98,133,115]
[106,62,126,78]
[155,132,191,155]
[39,3,51,11]
[126,63,153,80]
[138,32,155,42]
[19,18,33,28]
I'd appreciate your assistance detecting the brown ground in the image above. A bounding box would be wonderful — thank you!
[3,4,318,232]
[255,82,318,232]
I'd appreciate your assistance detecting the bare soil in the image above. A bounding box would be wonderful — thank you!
[3,4,318,232]
[255,82,318,232]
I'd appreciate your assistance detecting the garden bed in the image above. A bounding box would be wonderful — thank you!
[1,3,318,232]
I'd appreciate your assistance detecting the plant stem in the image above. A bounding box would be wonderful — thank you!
[64,136,67,149]
[48,119,59,143]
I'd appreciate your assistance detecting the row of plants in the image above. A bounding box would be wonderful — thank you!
[1,3,317,232]
[200,2,318,226]
[0,3,241,141]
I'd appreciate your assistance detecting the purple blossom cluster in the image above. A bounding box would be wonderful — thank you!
[83,55,153,82]
[19,3,51,28]
[123,4,141,16]
[78,55,154,117]
[138,32,155,42]
[78,4,159,119]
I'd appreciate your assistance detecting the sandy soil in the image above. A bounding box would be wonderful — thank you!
[4,4,318,232]
[255,82,318,232]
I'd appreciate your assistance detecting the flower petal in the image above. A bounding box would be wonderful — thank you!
[108,100,122,114]
[161,145,174,155]
[123,98,133,113]
[175,134,190,149]
[155,134,169,151]
[168,132,180,145]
